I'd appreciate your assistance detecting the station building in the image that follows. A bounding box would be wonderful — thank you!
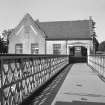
[8,13,94,56]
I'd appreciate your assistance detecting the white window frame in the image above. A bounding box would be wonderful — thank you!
[31,43,39,54]
[15,43,23,54]
[53,44,61,55]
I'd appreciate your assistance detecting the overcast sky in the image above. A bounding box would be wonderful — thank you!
[0,0,105,42]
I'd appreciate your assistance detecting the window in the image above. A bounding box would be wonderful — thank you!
[31,43,39,54]
[53,44,61,55]
[15,44,23,54]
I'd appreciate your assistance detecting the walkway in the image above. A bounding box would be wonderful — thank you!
[51,63,105,105]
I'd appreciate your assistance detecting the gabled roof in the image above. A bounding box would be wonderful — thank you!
[38,20,92,40]
[10,13,46,38]
[10,13,92,40]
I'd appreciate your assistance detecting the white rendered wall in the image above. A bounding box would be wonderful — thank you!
[46,40,67,54]
[9,25,45,54]
[67,40,92,55]
[46,40,92,55]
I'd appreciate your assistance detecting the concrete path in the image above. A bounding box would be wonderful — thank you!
[51,63,105,105]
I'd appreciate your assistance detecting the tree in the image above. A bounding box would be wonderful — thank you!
[0,36,3,53]
[93,37,99,51]
[2,29,13,40]
[89,17,97,54]
[98,41,105,51]
[90,24,99,53]
[0,36,8,53]
[1,29,14,53]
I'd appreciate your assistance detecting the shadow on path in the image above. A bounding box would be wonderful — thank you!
[20,64,73,105]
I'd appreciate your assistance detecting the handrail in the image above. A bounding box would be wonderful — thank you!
[88,54,105,79]
[0,54,69,105]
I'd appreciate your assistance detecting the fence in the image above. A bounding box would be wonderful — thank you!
[0,54,69,105]
[88,54,105,78]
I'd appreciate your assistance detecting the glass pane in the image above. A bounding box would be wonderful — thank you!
[53,44,61,55]
[15,44,23,54]
[31,43,39,54]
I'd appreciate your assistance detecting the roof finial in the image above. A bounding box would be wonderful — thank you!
[25,13,31,17]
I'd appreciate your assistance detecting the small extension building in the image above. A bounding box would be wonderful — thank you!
[9,13,94,56]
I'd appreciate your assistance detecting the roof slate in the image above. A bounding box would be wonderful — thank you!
[38,20,91,40]
[11,13,92,40]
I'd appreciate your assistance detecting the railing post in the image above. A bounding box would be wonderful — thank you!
[0,57,2,105]
[0,57,3,105]
[0,54,69,105]
[88,54,105,78]
[104,56,105,77]
[49,57,52,78]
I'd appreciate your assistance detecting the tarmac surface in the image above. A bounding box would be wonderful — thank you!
[52,63,105,105]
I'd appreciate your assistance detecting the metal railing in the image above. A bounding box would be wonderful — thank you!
[0,54,69,105]
[69,56,87,63]
[88,54,105,78]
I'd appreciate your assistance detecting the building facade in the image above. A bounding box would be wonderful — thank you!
[8,13,94,56]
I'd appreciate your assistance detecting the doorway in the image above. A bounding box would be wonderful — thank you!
[69,46,87,57]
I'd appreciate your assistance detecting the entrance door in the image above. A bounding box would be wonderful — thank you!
[69,46,82,56]
[69,46,87,57]
[69,46,87,63]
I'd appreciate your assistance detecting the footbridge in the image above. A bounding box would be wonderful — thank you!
[0,54,105,105]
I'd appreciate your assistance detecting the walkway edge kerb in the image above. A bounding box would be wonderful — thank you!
[87,63,105,83]
[44,64,73,105]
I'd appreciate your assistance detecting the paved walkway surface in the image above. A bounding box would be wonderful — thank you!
[51,63,105,105]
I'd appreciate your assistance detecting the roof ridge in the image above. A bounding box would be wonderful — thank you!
[39,20,89,23]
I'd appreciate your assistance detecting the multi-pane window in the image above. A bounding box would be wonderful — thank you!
[15,44,23,54]
[31,43,39,54]
[53,44,61,55]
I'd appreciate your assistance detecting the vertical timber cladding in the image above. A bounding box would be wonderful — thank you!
[0,55,69,105]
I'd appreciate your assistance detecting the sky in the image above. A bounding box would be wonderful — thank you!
[0,0,105,42]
